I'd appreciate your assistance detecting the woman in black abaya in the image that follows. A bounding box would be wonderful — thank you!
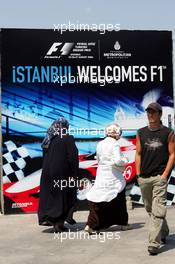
[38,117,79,232]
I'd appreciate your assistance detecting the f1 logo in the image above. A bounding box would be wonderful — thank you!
[46,42,74,56]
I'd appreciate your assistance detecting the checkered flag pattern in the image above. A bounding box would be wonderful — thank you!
[130,168,175,206]
[3,141,31,183]
[166,169,175,205]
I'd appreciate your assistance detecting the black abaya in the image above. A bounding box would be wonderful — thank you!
[86,188,128,230]
[38,135,78,225]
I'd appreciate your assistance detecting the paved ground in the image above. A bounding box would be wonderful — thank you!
[0,206,175,264]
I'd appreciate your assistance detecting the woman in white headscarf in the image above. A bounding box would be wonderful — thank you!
[85,124,131,233]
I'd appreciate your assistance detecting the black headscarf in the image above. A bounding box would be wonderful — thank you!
[41,117,69,149]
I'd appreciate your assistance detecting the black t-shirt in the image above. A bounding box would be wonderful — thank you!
[138,125,173,177]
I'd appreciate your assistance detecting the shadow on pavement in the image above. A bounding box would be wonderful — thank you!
[41,221,145,233]
[159,234,175,254]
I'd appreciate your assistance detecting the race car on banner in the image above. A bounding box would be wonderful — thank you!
[2,137,136,213]
[2,136,175,214]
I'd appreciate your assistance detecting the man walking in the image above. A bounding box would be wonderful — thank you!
[135,102,175,255]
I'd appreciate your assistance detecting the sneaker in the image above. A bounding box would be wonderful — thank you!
[121,224,132,231]
[84,225,95,234]
[148,246,159,256]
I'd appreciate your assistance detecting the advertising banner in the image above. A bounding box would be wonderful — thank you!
[1,29,174,213]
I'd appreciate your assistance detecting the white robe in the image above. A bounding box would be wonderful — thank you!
[86,137,128,203]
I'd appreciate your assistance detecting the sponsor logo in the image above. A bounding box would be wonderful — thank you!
[45,42,74,58]
[12,202,33,208]
[44,42,96,60]
[123,165,133,181]
[114,41,121,50]
[104,41,132,59]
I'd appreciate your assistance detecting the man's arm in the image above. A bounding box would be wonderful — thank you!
[135,133,142,176]
[161,132,175,180]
